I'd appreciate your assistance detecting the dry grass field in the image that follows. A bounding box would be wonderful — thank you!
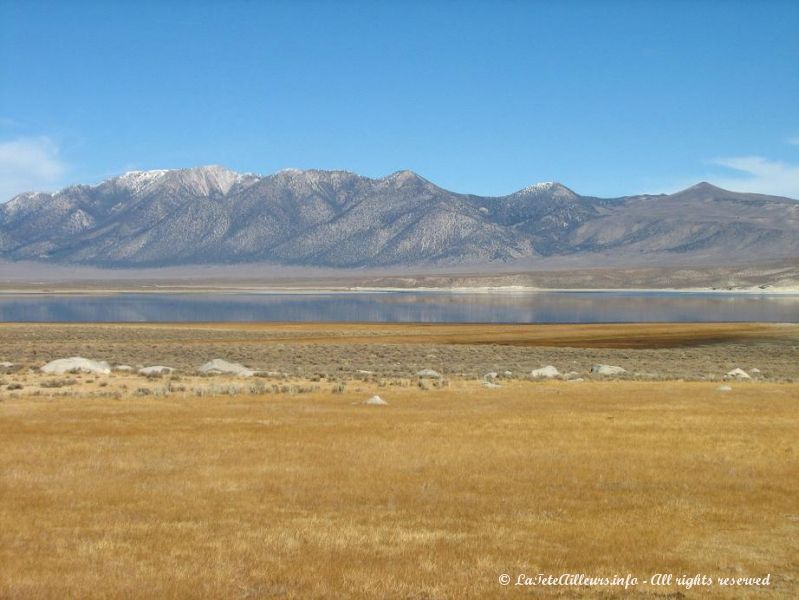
[1,323,798,598]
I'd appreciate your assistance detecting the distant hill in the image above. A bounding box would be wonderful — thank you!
[1,166,797,268]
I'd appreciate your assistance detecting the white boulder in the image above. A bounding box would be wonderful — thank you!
[0,361,13,368]
[726,368,751,380]
[138,365,174,376]
[198,359,255,377]
[716,385,733,392]
[365,395,388,405]
[417,369,441,379]
[530,365,560,379]
[591,364,627,376]
[41,357,111,375]
[482,381,502,389]
[114,365,133,372]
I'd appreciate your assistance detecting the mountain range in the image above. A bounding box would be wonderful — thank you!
[1,165,797,268]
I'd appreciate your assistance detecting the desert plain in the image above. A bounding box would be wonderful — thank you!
[1,322,798,599]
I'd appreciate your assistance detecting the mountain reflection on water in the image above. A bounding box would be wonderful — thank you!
[1,291,797,323]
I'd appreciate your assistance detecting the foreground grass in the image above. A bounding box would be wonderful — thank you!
[1,381,797,598]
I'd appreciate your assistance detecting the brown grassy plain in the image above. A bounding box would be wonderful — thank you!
[0,323,798,598]
[1,378,798,599]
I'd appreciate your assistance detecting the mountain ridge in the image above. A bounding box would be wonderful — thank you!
[1,166,797,268]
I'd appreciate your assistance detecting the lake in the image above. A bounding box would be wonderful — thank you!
[0,291,797,323]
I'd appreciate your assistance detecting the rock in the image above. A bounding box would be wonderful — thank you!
[356,369,374,375]
[531,365,560,378]
[750,368,761,374]
[41,357,111,375]
[198,359,255,377]
[484,371,498,380]
[0,361,13,368]
[138,366,174,376]
[482,381,502,389]
[114,365,133,371]
[563,371,582,380]
[716,385,733,392]
[365,395,388,405]
[503,371,513,377]
[725,368,751,380]
[566,378,585,383]
[417,369,441,379]
[591,364,627,376]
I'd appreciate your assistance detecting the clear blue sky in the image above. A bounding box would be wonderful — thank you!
[1,0,798,201]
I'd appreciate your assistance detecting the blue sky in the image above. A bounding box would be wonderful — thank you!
[1,0,798,201]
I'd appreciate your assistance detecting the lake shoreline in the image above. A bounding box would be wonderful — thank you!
[1,285,798,296]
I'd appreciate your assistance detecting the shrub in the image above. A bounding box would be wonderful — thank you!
[41,378,78,388]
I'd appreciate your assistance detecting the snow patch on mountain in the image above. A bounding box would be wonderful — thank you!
[521,182,557,192]
[116,169,171,192]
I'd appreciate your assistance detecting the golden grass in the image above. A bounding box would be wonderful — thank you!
[1,380,797,598]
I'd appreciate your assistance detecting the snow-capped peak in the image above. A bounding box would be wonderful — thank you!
[118,169,170,180]
[114,169,171,194]
[110,165,249,196]
[513,181,577,199]
[520,182,557,193]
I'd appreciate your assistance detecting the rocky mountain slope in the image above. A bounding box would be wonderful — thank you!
[1,166,797,268]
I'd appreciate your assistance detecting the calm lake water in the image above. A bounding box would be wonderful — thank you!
[0,291,797,323]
